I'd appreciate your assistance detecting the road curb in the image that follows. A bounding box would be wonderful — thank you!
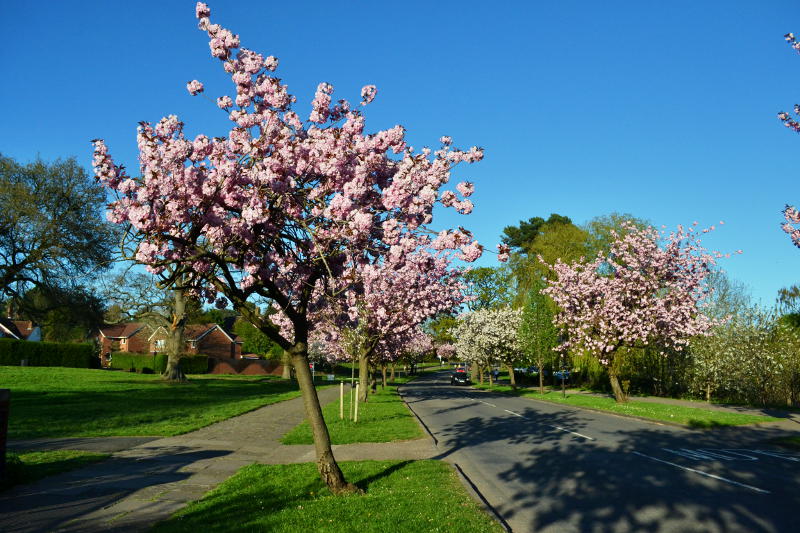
[397,385,438,446]
[451,462,513,533]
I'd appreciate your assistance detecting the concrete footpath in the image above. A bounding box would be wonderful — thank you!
[0,386,438,533]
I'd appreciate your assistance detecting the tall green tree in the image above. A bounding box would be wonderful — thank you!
[0,155,116,298]
[462,266,513,310]
[501,213,572,253]
[14,285,105,342]
[518,283,558,394]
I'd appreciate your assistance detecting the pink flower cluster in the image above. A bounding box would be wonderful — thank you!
[543,221,735,364]
[186,80,204,95]
[92,2,485,355]
[782,205,800,247]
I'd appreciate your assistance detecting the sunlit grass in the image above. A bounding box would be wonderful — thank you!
[0,367,317,439]
[281,382,422,444]
[152,460,503,533]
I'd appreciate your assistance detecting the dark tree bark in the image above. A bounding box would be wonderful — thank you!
[281,349,292,379]
[162,288,188,382]
[358,351,369,402]
[290,343,360,495]
[608,369,628,403]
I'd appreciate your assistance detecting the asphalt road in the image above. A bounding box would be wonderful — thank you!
[401,371,800,533]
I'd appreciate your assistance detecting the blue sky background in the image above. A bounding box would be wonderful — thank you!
[2,0,800,305]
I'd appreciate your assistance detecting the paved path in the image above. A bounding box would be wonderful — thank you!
[0,386,437,533]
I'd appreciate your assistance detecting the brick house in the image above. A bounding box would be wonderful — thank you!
[96,323,153,366]
[13,321,42,341]
[0,318,42,341]
[148,323,242,359]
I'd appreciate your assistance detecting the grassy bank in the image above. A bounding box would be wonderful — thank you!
[152,460,503,533]
[473,384,781,427]
[0,367,315,439]
[2,450,109,491]
[281,381,422,444]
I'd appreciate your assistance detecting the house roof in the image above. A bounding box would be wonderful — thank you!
[147,323,242,344]
[187,323,241,343]
[0,317,23,340]
[13,321,35,335]
[98,323,147,339]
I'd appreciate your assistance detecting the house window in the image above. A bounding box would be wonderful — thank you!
[155,339,165,351]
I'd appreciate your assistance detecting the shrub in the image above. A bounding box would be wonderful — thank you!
[0,338,99,368]
[110,352,208,374]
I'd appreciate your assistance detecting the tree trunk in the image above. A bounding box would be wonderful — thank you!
[281,349,292,379]
[608,369,627,403]
[358,351,369,402]
[381,365,387,389]
[290,343,359,495]
[705,382,712,403]
[537,358,544,395]
[488,366,494,386]
[162,288,187,383]
[478,367,484,385]
[507,364,516,390]
[390,364,395,382]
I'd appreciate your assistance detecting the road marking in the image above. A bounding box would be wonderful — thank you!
[481,401,497,407]
[548,425,595,441]
[632,451,770,494]
[663,448,759,462]
[502,409,594,440]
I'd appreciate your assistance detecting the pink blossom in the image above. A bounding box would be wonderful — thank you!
[217,95,233,109]
[264,55,278,71]
[456,181,474,197]
[360,85,377,106]
[187,80,204,95]
[196,2,210,18]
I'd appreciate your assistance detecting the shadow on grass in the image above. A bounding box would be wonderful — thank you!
[354,460,412,490]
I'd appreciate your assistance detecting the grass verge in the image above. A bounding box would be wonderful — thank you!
[0,367,318,439]
[152,460,503,533]
[2,450,109,491]
[281,382,422,444]
[473,384,781,427]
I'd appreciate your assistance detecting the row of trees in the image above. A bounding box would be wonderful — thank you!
[445,213,800,408]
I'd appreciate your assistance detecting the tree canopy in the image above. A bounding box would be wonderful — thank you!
[0,154,117,299]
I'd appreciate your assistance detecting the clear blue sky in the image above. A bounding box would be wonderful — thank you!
[2,0,799,305]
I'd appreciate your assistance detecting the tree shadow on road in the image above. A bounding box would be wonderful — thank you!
[402,379,800,532]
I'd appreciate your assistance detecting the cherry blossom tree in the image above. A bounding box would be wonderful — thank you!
[454,307,522,385]
[92,3,489,494]
[311,246,464,401]
[778,33,800,244]
[543,222,735,402]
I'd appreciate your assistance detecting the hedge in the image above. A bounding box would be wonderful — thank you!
[0,338,99,368]
[110,352,209,374]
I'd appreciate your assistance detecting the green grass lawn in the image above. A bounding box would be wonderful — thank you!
[2,450,109,491]
[0,367,319,439]
[152,460,503,533]
[281,382,422,444]
[473,383,782,427]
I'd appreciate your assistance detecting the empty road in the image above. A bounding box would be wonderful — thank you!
[402,371,800,533]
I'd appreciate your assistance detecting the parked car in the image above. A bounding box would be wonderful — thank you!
[451,370,471,385]
[553,370,570,380]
